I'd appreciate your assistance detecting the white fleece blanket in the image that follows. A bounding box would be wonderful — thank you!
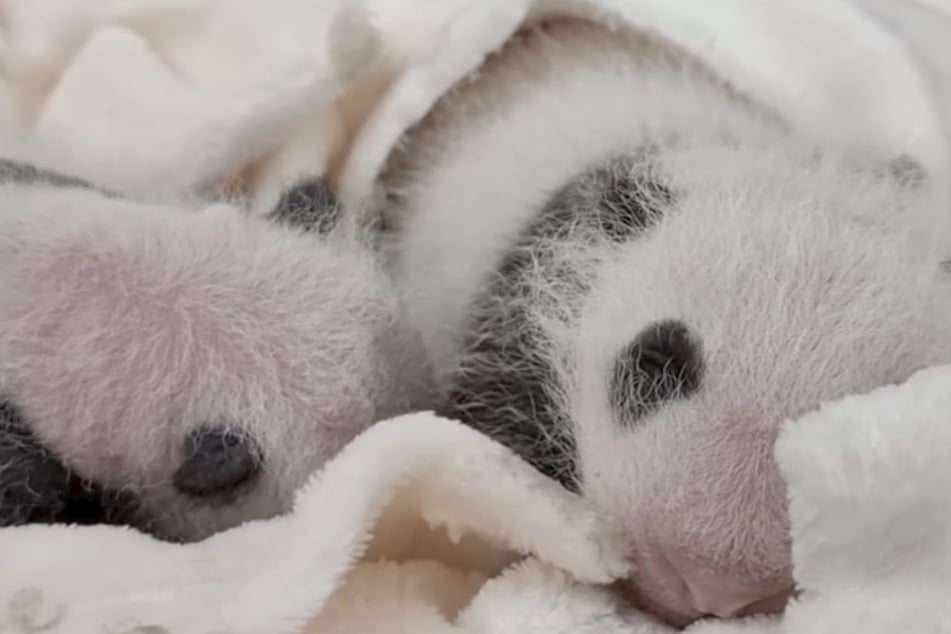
[2,369,951,634]
[3,0,951,633]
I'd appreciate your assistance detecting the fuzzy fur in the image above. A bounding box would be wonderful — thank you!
[378,20,951,626]
[0,162,433,542]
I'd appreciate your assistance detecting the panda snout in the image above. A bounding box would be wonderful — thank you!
[173,425,263,498]
[620,547,792,628]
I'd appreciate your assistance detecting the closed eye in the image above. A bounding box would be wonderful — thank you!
[611,319,703,425]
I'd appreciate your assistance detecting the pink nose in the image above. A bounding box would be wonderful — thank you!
[662,550,791,619]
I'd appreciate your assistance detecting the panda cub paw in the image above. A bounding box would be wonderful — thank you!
[0,401,121,527]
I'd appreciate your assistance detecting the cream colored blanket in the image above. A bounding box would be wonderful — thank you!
[2,0,951,632]
[3,370,951,634]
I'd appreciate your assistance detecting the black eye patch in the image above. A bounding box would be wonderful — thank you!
[268,177,342,235]
[173,425,263,499]
[610,320,703,425]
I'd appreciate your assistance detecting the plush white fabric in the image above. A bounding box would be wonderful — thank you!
[2,367,951,633]
[0,0,379,207]
[2,0,951,632]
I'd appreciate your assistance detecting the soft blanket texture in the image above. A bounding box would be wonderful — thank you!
[2,0,951,632]
[2,368,951,633]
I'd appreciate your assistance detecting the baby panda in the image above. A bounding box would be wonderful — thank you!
[376,19,951,627]
[0,157,433,541]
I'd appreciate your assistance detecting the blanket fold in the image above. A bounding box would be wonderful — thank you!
[0,413,635,634]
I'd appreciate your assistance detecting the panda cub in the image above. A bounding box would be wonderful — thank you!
[377,19,951,627]
[0,158,433,542]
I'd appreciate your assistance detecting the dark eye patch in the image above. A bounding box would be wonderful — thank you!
[611,319,703,425]
[173,424,263,499]
[267,177,342,235]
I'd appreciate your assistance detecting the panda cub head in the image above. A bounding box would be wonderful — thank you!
[0,162,433,541]
[558,148,951,625]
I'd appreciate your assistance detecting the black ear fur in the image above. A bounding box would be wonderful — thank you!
[267,177,342,235]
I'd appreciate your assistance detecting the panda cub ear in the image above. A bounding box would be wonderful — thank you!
[267,177,342,235]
